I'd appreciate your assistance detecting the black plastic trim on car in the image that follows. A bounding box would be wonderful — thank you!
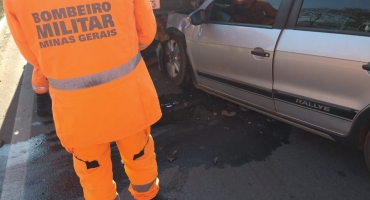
[195,71,362,147]
[251,50,270,57]
[273,0,294,29]
[202,87,360,147]
[285,0,303,29]
[208,21,274,29]
[197,71,358,121]
[293,27,370,37]
[229,95,337,134]
[197,71,273,98]
[166,27,187,48]
[274,92,358,121]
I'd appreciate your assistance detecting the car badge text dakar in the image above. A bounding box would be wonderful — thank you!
[31,2,117,48]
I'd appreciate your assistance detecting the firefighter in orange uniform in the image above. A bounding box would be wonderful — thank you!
[4,0,163,199]
[31,66,52,117]
[230,0,278,25]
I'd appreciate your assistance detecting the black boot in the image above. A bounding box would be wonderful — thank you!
[36,93,53,117]
[151,192,164,200]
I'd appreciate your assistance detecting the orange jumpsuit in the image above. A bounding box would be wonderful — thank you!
[4,0,162,199]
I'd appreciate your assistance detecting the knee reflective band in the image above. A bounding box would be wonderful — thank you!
[131,178,156,193]
[48,53,141,90]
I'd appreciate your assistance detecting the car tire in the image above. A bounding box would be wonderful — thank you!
[365,131,370,170]
[163,33,190,87]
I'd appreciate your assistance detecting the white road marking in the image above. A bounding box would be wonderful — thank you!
[0,18,35,199]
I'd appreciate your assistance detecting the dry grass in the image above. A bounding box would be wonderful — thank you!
[0,0,4,19]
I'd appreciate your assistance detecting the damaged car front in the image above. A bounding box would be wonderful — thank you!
[155,0,210,86]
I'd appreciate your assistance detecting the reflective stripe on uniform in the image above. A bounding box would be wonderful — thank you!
[113,193,121,200]
[48,53,141,90]
[139,44,148,49]
[131,178,156,193]
[32,85,49,92]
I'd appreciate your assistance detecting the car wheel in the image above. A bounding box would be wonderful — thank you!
[156,41,166,75]
[365,131,370,170]
[163,34,190,87]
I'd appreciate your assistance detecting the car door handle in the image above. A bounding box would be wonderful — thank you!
[363,64,370,71]
[251,50,270,57]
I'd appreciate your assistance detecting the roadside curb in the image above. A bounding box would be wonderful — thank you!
[0,16,8,46]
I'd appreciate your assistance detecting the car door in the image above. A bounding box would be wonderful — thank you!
[273,0,370,136]
[185,0,292,111]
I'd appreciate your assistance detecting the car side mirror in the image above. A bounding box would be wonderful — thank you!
[189,9,206,25]
[189,0,214,25]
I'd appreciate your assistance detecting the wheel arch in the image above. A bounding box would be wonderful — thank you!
[166,27,187,48]
[156,27,187,75]
[165,27,202,88]
[160,29,192,87]
[347,105,370,149]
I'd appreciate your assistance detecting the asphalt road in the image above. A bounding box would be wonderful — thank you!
[1,18,370,200]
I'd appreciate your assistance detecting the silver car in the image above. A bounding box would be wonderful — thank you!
[156,0,370,169]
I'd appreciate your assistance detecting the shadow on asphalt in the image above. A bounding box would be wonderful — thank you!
[1,51,368,200]
[108,56,293,195]
[153,90,292,194]
[0,65,23,144]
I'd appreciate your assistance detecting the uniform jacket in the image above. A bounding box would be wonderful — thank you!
[4,0,162,148]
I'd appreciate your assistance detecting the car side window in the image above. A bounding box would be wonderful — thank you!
[296,0,370,34]
[209,0,283,26]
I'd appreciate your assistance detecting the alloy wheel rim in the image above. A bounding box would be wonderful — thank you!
[165,39,181,78]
